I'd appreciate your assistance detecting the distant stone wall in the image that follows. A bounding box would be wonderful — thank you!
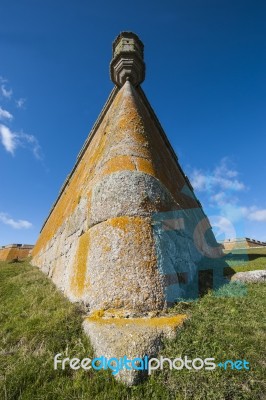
[221,238,266,251]
[0,244,34,261]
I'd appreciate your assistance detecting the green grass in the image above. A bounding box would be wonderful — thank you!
[0,259,265,400]
[224,247,266,275]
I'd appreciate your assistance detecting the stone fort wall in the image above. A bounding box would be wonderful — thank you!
[221,238,266,251]
[0,244,34,261]
[31,32,221,315]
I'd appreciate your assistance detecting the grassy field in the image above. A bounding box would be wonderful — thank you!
[224,247,266,275]
[0,255,265,400]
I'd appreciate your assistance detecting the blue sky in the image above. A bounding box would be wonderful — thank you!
[0,0,265,245]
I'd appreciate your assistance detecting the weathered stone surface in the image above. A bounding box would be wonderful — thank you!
[231,270,266,283]
[83,216,166,312]
[32,197,87,293]
[89,170,178,227]
[110,32,145,87]
[32,80,200,268]
[83,314,186,385]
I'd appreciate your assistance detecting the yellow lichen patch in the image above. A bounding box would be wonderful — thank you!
[111,88,123,109]
[70,231,90,297]
[135,157,156,176]
[108,215,143,233]
[84,314,187,327]
[116,97,144,132]
[90,309,105,318]
[101,155,136,176]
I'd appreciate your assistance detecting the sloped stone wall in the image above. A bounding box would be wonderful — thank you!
[31,81,219,313]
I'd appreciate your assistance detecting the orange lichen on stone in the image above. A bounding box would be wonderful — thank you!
[108,215,142,233]
[101,155,136,176]
[70,231,90,297]
[89,309,105,318]
[84,314,187,327]
[135,157,156,176]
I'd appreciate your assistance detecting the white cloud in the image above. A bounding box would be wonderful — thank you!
[0,106,13,121]
[16,98,26,109]
[214,158,239,179]
[18,132,42,159]
[210,191,226,206]
[189,158,248,224]
[209,215,236,240]
[0,212,32,229]
[214,176,245,191]
[248,209,266,222]
[189,158,266,231]
[1,84,13,99]
[0,124,17,154]
[0,123,42,159]
[0,75,42,160]
[219,204,249,223]
[190,169,207,191]
[190,158,245,193]
[210,203,266,225]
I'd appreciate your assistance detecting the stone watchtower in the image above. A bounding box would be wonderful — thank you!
[31,32,222,384]
[110,32,145,87]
